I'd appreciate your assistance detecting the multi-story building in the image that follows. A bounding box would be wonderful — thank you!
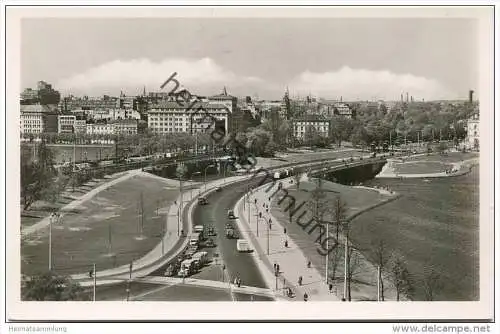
[86,123,115,136]
[208,87,237,114]
[58,115,77,133]
[112,119,138,136]
[467,113,479,149]
[148,101,229,134]
[292,116,330,140]
[20,104,59,134]
[333,102,353,118]
[20,88,39,102]
[74,120,87,134]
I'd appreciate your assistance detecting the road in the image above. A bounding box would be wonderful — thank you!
[190,175,273,301]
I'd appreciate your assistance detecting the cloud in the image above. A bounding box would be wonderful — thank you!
[288,66,456,101]
[56,57,264,97]
[56,59,457,101]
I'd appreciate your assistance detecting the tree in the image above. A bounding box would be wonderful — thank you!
[330,116,354,147]
[346,247,363,301]
[388,255,414,301]
[294,171,302,190]
[22,272,90,301]
[21,141,58,210]
[371,239,390,301]
[422,268,443,301]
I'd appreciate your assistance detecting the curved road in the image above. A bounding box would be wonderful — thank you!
[192,175,273,301]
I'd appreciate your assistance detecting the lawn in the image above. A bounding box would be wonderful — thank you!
[21,173,128,228]
[270,178,397,300]
[21,175,181,276]
[393,161,452,174]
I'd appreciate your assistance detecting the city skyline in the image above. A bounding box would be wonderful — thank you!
[22,18,477,101]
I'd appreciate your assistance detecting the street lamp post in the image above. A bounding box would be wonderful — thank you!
[49,212,60,271]
[204,164,216,192]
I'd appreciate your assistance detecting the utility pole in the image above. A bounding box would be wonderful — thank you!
[377,265,381,302]
[49,215,53,271]
[126,262,132,301]
[267,218,270,255]
[140,192,144,235]
[93,263,96,302]
[343,231,349,301]
[325,222,329,285]
[161,217,165,255]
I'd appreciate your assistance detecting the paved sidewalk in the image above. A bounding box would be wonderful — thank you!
[234,180,340,302]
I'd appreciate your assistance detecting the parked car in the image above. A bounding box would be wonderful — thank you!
[227,210,235,219]
[215,187,222,192]
[204,238,216,248]
[198,197,208,205]
[207,226,216,236]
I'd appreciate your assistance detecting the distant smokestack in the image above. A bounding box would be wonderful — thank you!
[406,92,409,102]
[340,96,342,102]
[401,94,403,102]
[411,96,414,102]
[469,90,474,103]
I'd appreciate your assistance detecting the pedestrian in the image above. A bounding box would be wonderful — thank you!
[276,264,280,273]
[234,277,238,285]
[307,261,311,268]
[237,278,241,287]
[284,240,288,248]
[284,227,287,234]
[273,263,277,272]
[329,283,333,293]
[303,292,308,301]
[298,276,303,286]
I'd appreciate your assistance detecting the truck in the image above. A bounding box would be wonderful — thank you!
[225,225,235,239]
[189,233,201,248]
[236,239,251,253]
[177,259,197,277]
[192,251,208,268]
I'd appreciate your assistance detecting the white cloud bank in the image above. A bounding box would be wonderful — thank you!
[289,66,456,101]
[56,57,264,97]
[56,58,456,101]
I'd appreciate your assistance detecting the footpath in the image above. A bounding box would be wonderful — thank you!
[21,169,144,237]
[234,178,340,302]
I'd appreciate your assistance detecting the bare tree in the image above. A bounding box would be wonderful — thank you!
[388,255,414,301]
[333,196,347,241]
[346,246,363,301]
[294,171,302,190]
[371,239,390,301]
[422,268,443,301]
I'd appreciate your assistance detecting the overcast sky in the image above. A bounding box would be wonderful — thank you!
[21,18,478,101]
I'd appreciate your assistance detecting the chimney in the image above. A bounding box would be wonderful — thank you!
[401,93,403,102]
[469,90,474,103]
[406,92,409,102]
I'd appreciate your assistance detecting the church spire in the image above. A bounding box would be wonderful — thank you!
[222,86,228,96]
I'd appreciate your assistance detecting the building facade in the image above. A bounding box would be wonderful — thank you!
[112,119,138,135]
[208,87,237,114]
[58,115,77,133]
[148,101,229,134]
[20,104,59,134]
[86,123,115,136]
[292,116,330,140]
[467,113,479,149]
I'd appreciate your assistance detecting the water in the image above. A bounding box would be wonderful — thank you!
[349,166,479,301]
[21,144,115,164]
